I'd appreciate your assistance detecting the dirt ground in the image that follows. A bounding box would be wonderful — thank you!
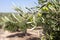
[0,29,43,40]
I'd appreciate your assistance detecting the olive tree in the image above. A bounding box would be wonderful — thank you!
[37,0,60,40]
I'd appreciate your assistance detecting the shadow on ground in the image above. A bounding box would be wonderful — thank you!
[27,37,40,40]
[6,33,32,38]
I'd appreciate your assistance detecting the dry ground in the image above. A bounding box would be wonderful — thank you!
[0,28,43,40]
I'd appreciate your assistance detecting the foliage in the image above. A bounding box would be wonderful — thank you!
[4,21,19,32]
[0,7,37,35]
[0,0,60,40]
[38,0,60,40]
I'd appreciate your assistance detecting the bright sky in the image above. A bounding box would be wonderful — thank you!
[0,0,38,12]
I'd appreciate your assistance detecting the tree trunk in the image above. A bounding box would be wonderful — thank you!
[23,29,27,36]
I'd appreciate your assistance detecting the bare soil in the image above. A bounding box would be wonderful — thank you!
[0,29,43,40]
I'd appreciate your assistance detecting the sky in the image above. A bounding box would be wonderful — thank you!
[0,0,38,12]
